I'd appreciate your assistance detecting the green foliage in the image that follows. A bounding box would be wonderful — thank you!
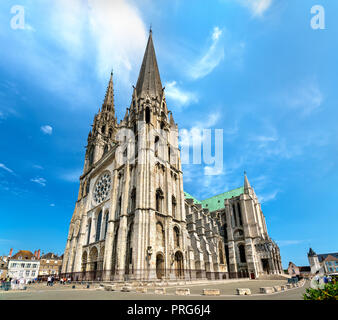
[303,280,338,300]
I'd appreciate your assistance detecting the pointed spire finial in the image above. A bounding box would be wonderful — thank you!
[136,27,162,98]
[149,23,152,34]
[244,171,251,192]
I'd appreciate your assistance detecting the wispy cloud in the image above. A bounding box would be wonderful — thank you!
[0,163,14,174]
[50,203,55,207]
[236,0,273,17]
[60,169,82,183]
[257,190,279,203]
[284,78,323,116]
[276,240,308,247]
[41,125,53,135]
[165,81,198,108]
[30,177,47,187]
[33,165,44,170]
[189,27,225,79]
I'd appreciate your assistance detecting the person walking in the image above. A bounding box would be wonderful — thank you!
[47,276,51,286]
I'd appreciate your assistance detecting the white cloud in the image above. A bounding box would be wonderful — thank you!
[257,190,279,203]
[165,81,198,108]
[30,177,47,187]
[276,240,307,247]
[237,0,273,17]
[179,112,221,148]
[285,79,323,116]
[33,165,44,170]
[60,169,82,183]
[41,125,53,135]
[86,0,147,81]
[189,27,225,79]
[50,203,55,207]
[0,163,14,174]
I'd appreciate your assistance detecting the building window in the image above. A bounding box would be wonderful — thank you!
[32,271,35,276]
[156,188,164,212]
[238,244,246,263]
[154,136,159,157]
[32,264,37,268]
[237,202,243,226]
[89,147,94,166]
[156,222,165,247]
[131,188,136,212]
[87,218,92,244]
[26,270,30,276]
[104,212,109,239]
[95,210,102,242]
[173,226,180,248]
[116,196,122,219]
[26,263,31,268]
[172,196,177,218]
[104,144,109,154]
[145,107,151,124]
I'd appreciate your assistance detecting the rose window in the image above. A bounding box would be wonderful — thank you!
[93,172,111,204]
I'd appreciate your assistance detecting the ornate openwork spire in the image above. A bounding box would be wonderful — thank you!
[103,71,114,112]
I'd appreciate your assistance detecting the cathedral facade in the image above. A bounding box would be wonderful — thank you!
[61,31,282,282]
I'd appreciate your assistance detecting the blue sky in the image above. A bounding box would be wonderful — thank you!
[0,0,337,268]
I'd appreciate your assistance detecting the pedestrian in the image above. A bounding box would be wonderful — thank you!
[47,276,51,286]
[323,275,328,284]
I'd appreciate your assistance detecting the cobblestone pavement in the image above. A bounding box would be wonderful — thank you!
[0,280,309,300]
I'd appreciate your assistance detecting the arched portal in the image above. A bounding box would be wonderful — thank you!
[156,253,165,279]
[89,247,98,281]
[174,251,184,278]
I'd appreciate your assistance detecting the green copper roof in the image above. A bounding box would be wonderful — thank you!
[184,191,201,204]
[184,186,244,212]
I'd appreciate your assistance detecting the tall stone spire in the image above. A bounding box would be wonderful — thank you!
[136,30,163,99]
[244,171,251,193]
[102,71,114,112]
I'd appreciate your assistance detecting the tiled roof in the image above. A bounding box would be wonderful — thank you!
[184,186,244,212]
[318,252,338,262]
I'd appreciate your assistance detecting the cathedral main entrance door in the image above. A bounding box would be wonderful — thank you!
[262,259,270,274]
[174,251,184,278]
[156,254,165,279]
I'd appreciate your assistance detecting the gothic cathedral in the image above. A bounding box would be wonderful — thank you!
[61,31,283,282]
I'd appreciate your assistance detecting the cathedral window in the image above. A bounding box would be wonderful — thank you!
[173,226,180,248]
[86,179,90,195]
[130,187,136,213]
[219,241,225,264]
[104,212,109,239]
[108,128,113,139]
[101,125,106,134]
[156,188,164,212]
[154,136,159,157]
[95,210,102,242]
[237,202,243,226]
[146,107,151,124]
[172,196,177,218]
[239,244,246,263]
[160,121,165,130]
[104,144,109,154]
[156,222,165,247]
[87,219,92,245]
[89,147,95,166]
[168,145,171,163]
[125,223,133,274]
[116,196,122,219]
[232,204,238,227]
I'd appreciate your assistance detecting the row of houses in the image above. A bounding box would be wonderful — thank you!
[0,249,63,282]
[287,248,338,278]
